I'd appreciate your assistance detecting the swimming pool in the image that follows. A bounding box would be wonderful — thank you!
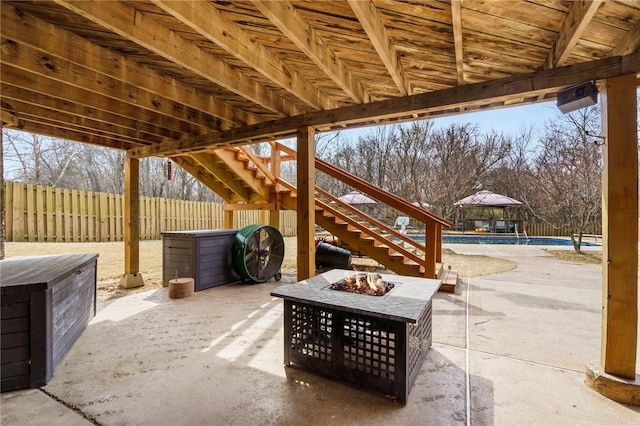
[412,235,600,246]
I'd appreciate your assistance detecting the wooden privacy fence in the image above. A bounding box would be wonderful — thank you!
[526,222,602,237]
[3,181,297,242]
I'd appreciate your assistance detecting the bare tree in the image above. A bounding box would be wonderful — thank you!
[485,127,539,223]
[81,144,125,193]
[3,130,79,186]
[427,124,512,219]
[386,121,434,204]
[529,105,602,251]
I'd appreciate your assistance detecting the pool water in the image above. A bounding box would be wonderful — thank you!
[412,235,600,246]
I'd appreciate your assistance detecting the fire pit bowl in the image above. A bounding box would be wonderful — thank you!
[271,269,441,403]
[329,272,395,296]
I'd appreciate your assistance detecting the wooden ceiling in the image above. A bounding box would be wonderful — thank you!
[2,1,640,158]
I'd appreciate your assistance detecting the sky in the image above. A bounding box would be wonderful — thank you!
[338,100,562,141]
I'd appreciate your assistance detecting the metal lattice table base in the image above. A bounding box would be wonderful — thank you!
[284,299,432,403]
[272,270,440,404]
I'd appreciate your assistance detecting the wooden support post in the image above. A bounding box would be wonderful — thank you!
[586,74,639,405]
[269,208,280,230]
[270,141,281,189]
[435,225,442,263]
[297,127,315,281]
[424,221,436,278]
[259,209,269,225]
[120,156,144,288]
[270,142,281,230]
[223,206,234,229]
[0,124,4,260]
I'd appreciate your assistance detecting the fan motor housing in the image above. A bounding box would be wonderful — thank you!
[232,225,284,283]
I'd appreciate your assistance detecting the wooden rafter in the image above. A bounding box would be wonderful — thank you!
[169,155,238,203]
[127,51,640,158]
[188,152,254,201]
[1,41,217,134]
[152,0,334,111]
[347,0,411,96]
[0,3,256,129]
[212,149,271,201]
[0,98,154,147]
[7,119,130,150]
[255,0,368,103]
[1,66,192,140]
[0,110,19,127]
[1,83,173,146]
[53,0,302,116]
[544,0,603,69]
[612,19,640,56]
[451,0,465,85]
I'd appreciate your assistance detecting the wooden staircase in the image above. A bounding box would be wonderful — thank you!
[173,143,458,291]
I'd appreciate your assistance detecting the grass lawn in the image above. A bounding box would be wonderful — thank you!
[4,239,602,302]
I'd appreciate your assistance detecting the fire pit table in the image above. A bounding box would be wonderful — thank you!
[271,269,441,403]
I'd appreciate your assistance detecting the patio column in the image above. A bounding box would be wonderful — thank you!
[297,126,315,281]
[0,123,4,259]
[259,209,269,225]
[223,205,234,229]
[424,221,436,278]
[120,156,144,288]
[269,145,281,230]
[586,74,639,405]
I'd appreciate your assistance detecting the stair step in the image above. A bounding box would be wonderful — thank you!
[439,268,458,293]
[217,146,444,280]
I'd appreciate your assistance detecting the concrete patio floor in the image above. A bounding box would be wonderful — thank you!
[2,245,639,425]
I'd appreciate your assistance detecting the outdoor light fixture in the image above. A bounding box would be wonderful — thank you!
[557,81,598,113]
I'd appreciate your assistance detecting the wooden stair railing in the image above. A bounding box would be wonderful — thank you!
[315,187,425,254]
[276,178,426,276]
[314,191,425,266]
[272,142,453,278]
[181,144,457,285]
[275,142,450,225]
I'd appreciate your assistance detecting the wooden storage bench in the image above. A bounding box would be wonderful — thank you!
[1,253,98,392]
[162,230,241,291]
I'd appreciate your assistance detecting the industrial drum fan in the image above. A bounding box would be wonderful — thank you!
[232,225,284,283]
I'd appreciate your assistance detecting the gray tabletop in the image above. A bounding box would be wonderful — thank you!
[270,269,441,323]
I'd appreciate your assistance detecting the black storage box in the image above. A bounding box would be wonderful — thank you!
[1,253,98,392]
[162,230,241,291]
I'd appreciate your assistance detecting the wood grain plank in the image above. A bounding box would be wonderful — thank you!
[601,73,638,379]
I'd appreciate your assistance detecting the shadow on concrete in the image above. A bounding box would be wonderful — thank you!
[34,277,490,425]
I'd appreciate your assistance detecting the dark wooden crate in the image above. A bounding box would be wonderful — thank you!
[283,299,432,403]
[162,230,241,291]
[1,253,98,392]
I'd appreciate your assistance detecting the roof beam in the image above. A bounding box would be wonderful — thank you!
[451,0,465,85]
[544,0,602,69]
[1,61,199,138]
[0,38,218,134]
[152,0,335,111]
[1,96,159,146]
[347,0,411,96]
[255,0,368,103]
[53,0,302,116]
[7,110,145,148]
[612,19,640,56]
[1,65,198,142]
[1,83,179,144]
[1,3,256,128]
[1,110,19,128]
[212,149,271,201]
[11,119,133,150]
[128,51,640,159]
[188,152,254,202]
[170,155,239,203]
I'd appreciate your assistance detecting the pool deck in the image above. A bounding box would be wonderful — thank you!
[2,244,638,426]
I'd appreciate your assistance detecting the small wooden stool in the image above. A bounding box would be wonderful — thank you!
[168,278,194,299]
